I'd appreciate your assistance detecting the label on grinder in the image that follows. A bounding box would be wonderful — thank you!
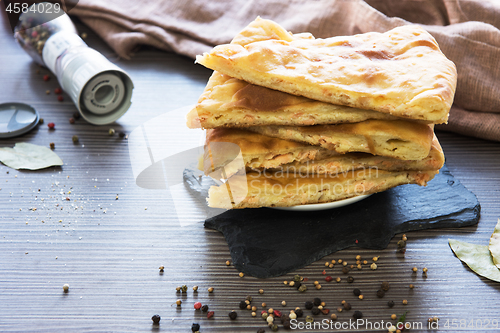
[42,31,86,74]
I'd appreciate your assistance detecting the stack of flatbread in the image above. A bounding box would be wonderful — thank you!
[187,18,457,209]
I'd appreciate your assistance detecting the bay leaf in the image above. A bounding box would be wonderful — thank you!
[0,142,63,170]
[449,239,500,283]
[489,219,500,269]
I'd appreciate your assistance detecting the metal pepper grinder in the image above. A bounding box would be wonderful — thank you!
[14,2,134,125]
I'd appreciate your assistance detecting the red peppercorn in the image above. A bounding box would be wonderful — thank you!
[325,276,333,282]
[322,270,326,275]
[47,122,55,129]
[54,88,62,94]
[194,302,202,310]
[273,310,282,318]
[207,311,214,319]
[57,96,64,102]
[31,30,38,38]
[261,310,267,315]
[303,277,308,282]
[43,75,50,81]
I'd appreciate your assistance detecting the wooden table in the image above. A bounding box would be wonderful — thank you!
[1,11,500,333]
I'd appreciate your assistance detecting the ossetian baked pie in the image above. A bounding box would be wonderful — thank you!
[205,127,444,178]
[196,21,457,123]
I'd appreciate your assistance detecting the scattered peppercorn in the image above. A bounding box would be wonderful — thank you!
[315,284,322,290]
[289,281,295,287]
[311,307,320,315]
[325,275,333,282]
[305,301,313,310]
[226,260,231,266]
[194,302,202,310]
[274,310,282,318]
[54,88,62,94]
[208,287,214,293]
[251,311,256,317]
[238,272,244,278]
[343,302,351,311]
[207,311,214,319]
[331,313,337,320]
[43,74,50,81]
[381,281,390,291]
[358,295,364,300]
[412,267,418,272]
[191,323,200,332]
[175,286,181,292]
[402,234,407,241]
[262,312,268,320]
[151,314,160,324]
[246,305,251,310]
[258,289,264,294]
[313,298,321,306]
[353,310,363,319]
[370,263,378,270]
[403,299,408,305]
[321,308,330,315]
[193,285,198,292]
[181,285,188,293]
[72,135,79,143]
[159,265,164,272]
[176,299,182,306]
[271,324,279,331]
[342,267,350,274]
[46,90,50,95]
[409,284,414,289]
[119,131,126,138]
[257,329,265,333]
[72,112,81,120]
[391,314,397,320]
[336,277,341,283]
[337,307,343,313]
[57,95,64,102]
[282,320,291,329]
[48,122,55,129]
[295,309,303,318]
[268,308,274,314]
[353,288,361,296]
[252,306,257,311]
[266,316,273,324]
[63,284,69,292]
[347,276,354,283]
[201,305,208,312]
[109,128,115,136]
[39,118,44,124]
[289,312,297,320]
[388,300,395,308]
[261,302,266,308]
[69,117,75,124]
[377,289,385,298]
[49,143,55,149]
[228,310,238,320]
[305,315,314,323]
[239,301,247,309]
[281,301,286,307]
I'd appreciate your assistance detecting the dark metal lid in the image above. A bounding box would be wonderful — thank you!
[0,103,39,139]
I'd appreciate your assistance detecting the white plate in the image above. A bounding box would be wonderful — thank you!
[271,194,372,211]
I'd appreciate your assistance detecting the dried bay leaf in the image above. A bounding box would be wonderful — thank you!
[489,219,500,269]
[0,142,63,170]
[449,239,500,283]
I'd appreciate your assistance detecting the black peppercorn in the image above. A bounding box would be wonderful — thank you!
[271,324,279,331]
[72,112,81,120]
[353,288,361,296]
[347,276,354,283]
[283,320,291,329]
[388,300,395,308]
[376,289,385,298]
[201,305,208,312]
[343,302,351,311]
[305,301,313,310]
[151,314,160,324]
[229,310,238,320]
[311,307,320,315]
[246,295,253,302]
[381,281,390,291]
[313,298,322,306]
[239,301,247,309]
[295,309,304,318]
[353,311,363,320]
[295,281,302,289]
[191,323,200,332]
[342,267,350,274]
[257,329,266,333]
[280,314,289,323]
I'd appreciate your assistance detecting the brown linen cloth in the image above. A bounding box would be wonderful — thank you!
[71,0,500,141]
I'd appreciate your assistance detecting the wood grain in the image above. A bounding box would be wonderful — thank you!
[1,11,500,333]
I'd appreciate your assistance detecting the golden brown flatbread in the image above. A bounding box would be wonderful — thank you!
[248,120,434,160]
[207,168,438,209]
[205,127,444,177]
[196,21,457,123]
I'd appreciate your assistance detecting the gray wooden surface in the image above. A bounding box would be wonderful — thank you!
[1,11,500,333]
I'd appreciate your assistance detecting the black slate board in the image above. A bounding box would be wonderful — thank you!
[184,165,480,278]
